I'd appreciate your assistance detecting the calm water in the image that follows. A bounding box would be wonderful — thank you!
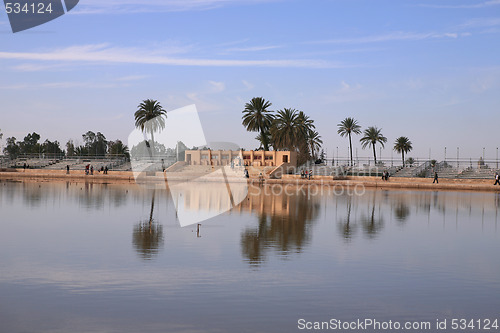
[1,180,499,333]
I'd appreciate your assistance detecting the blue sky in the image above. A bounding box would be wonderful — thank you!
[0,0,499,161]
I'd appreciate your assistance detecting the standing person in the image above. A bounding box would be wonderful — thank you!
[433,172,439,184]
[66,165,70,174]
[385,171,389,181]
[104,166,108,174]
[90,165,94,175]
[85,164,89,175]
[494,172,500,185]
[309,169,313,180]
[381,171,386,181]
[301,170,304,179]
[23,162,26,171]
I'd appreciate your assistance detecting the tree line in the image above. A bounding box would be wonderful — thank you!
[337,117,413,167]
[241,97,414,167]
[2,131,129,159]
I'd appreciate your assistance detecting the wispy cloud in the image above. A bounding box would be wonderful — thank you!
[10,63,72,72]
[460,17,500,28]
[0,43,344,69]
[114,75,149,81]
[73,0,280,14]
[226,45,283,52]
[208,80,225,93]
[242,80,254,90]
[419,0,500,9]
[310,31,464,45]
[0,81,118,90]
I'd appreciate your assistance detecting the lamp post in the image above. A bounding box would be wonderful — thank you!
[444,147,447,162]
[497,147,498,169]
[336,146,338,166]
[483,147,485,162]
[457,147,459,169]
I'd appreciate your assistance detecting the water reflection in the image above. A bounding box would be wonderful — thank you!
[393,197,410,222]
[361,193,384,238]
[132,189,166,260]
[1,180,500,333]
[132,221,164,260]
[338,195,357,241]
[239,185,320,266]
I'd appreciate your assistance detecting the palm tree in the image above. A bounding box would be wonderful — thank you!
[270,108,300,151]
[394,136,413,167]
[360,126,387,164]
[134,99,167,154]
[242,97,274,151]
[337,117,361,166]
[308,130,323,160]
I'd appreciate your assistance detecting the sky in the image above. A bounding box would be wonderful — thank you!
[0,0,499,161]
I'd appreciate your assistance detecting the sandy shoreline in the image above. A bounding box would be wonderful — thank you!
[1,169,500,193]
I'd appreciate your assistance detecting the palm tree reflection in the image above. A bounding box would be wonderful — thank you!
[362,193,384,238]
[394,198,410,222]
[338,195,357,241]
[132,190,164,260]
[240,187,320,266]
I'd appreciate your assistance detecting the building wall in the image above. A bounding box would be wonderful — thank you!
[184,150,297,167]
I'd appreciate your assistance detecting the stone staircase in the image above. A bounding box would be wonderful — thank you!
[458,167,497,179]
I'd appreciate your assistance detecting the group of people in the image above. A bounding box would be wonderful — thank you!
[300,169,313,180]
[300,170,312,179]
[84,164,109,175]
[381,171,390,181]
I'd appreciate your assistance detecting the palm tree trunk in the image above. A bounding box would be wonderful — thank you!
[149,189,156,225]
[372,144,377,164]
[402,151,405,167]
[149,131,156,158]
[261,129,269,151]
[348,133,353,167]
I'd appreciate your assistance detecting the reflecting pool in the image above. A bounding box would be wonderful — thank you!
[1,180,499,332]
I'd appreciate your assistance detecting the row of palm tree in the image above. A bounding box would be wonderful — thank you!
[133,98,413,168]
[337,117,413,166]
[242,97,323,164]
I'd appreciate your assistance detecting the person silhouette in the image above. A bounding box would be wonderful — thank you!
[433,172,439,184]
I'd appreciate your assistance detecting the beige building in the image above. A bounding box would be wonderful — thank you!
[185,150,297,167]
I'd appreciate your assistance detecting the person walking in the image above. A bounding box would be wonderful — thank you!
[494,172,500,185]
[433,172,439,184]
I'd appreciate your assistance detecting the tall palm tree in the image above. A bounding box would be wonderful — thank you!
[134,99,167,154]
[360,126,387,164]
[308,130,323,160]
[242,97,274,151]
[337,117,361,166]
[394,136,413,167]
